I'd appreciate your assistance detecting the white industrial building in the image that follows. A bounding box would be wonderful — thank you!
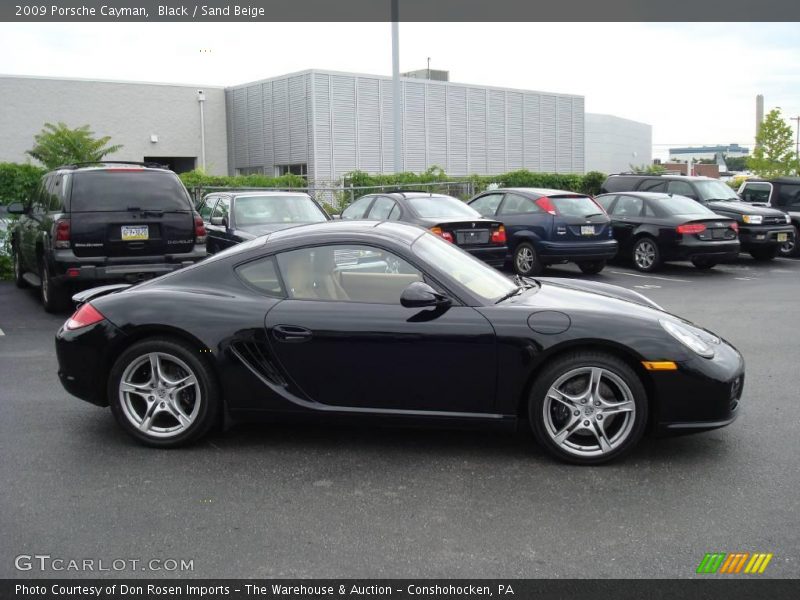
[584,113,652,174]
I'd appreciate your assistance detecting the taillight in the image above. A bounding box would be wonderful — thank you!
[194,214,207,244]
[535,197,557,215]
[491,225,507,244]
[676,223,706,235]
[730,222,739,233]
[65,303,105,330]
[430,226,454,243]
[54,218,70,249]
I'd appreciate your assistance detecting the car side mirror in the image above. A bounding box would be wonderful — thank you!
[6,202,25,215]
[331,214,342,220]
[400,281,452,309]
[210,216,224,226]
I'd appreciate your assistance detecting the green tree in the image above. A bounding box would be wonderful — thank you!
[26,122,122,169]
[629,163,666,174]
[747,109,800,177]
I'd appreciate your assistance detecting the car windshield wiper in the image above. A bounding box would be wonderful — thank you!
[495,286,524,304]
[583,213,605,218]
[705,198,739,202]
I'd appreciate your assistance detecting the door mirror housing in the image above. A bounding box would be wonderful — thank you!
[6,202,25,215]
[210,216,224,226]
[400,281,452,309]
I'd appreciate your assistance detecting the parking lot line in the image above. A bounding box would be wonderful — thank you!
[609,271,691,283]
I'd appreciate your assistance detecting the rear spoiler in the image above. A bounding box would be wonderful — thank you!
[72,284,132,306]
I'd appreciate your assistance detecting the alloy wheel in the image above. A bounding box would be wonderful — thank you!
[634,240,656,270]
[780,236,796,256]
[118,352,201,439]
[542,366,636,458]
[516,246,534,273]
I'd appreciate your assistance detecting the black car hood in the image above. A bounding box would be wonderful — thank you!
[706,200,785,216]
[520,277,664,312]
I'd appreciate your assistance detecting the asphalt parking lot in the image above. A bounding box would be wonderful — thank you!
[1,257,798,579]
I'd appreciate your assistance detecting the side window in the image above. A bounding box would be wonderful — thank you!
[367,197,397,220]
[740,183,771,204]
[276,245,422,304]
[639,179,667,192]
[667,181,696,199]
[198,196,217,221]
[470,193,503,217]
[387,203,401,221]
[595,195,617,212]
[777,185,800,209]
[499,193,539,215]
[48,176,65,212]
[212,197,231,222]
[643,203,657,217]
[610,195,644,217]
[341,196,374,220]
[236,256,284,297]
[32,177,49,214]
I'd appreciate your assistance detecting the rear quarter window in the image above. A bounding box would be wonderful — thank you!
[69,170,193,212]
[601,176,638,193]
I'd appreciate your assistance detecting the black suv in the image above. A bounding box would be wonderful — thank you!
[8,162,207,312]
[738,177,800,257]
[601,175,793,261]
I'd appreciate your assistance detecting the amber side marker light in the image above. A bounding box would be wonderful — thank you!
[642,361,678,371]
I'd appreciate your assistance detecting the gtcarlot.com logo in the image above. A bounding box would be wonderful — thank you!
[696,552,773,574]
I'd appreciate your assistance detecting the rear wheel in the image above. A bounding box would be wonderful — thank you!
[691,257,717,270]
[13,245,27,288]
[577,260,606,275]
[39,256,69,313]
[778,225,799,258]
[108,338,220,447]
[528,352,648,465]
[513,242,544,276]
[632,237,661,272]
[750,247,778,261]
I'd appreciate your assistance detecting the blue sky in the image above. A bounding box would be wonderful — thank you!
[1,22,798,160]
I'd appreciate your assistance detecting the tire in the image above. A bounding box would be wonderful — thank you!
[12,244,27,288]
[577,260,606,275]
[108,337,220,448]
[778,225,799,258]
[513,242,544,276]
[528,352,648,465]
[749,247,777,261]
[39,256,69,313]
[691,257,717,270]
[631,237,661,272]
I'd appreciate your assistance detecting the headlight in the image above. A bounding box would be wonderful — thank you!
[659,319,716,358]
[742,215,763,224]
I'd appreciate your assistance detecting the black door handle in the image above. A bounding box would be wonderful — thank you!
[272,325,313,343]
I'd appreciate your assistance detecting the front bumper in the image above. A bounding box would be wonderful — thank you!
[51,245,207,283]
[738,225,794,249]
[653,339,745,435]
[464,245,508,267]
[538,239,619,262]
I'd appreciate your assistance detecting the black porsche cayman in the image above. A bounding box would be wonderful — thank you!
[55,221,744,464]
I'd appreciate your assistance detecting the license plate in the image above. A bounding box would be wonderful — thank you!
[581,225,595,236]
[456,230,490,245]
[777,233,788,242]
[121,225,149,241]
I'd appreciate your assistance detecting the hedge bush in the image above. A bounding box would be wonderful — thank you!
[0,163,46,206]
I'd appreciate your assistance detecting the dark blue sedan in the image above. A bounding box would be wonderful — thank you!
[468,187,618,275]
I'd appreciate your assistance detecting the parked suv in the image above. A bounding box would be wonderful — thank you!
[738,177,800,257]
[467,188,617,275]
[601,175,793,261]
[8,162,206,312]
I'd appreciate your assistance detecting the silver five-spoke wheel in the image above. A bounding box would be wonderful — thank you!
[119,352,201,439]
[516,246,534,272]
[633,239,657,271]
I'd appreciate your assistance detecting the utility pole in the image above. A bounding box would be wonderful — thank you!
[391,0,402,174]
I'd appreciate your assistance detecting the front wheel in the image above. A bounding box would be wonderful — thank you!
[13,245,27,288]
[749,247,777,261]
[778,225,799,258]
[632,237,661,272]
[528,352,648,465]
[691,257,717,270]
[577,260,606,275]
[108,338,220,447]
[513,242,544,276]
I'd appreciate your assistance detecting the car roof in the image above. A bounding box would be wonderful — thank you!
[51,162,174,174]
[608,174,717,181]
[745,177,800,184]
[379,192,457,200]
[500,187,589,197]
[265,219,426,246]
[205,190,312,198]
[598,191,677,201]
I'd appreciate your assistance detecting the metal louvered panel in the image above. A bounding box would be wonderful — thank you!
[331,75,357,178]
[506,92,523,171]
[272,79,290,165]
[487,89,506,174]
[357,77,381,173]
[313,74,332,180]
[380,79,397,172]
[446,86,467,176]
[262,82,274,174]
[556,96,574,173]
[232,88,247,167]
[540,95,556,172]
[426,84,447,170]
[246,85,264,168]
[289,75,308,164]
[467,88,487,174]
[403,81,426,172]
[571,97,585,173]
[307,75,315,180]
[523,94,541,171]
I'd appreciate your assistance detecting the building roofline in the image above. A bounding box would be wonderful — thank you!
[0,72,225,90]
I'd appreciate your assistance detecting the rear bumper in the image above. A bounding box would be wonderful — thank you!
[662,239,740,261]
[464,245,507,267]
[538,239,618,262]
[738,225,794,249]
[50,245,207,283]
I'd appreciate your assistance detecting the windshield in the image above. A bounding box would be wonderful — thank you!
[407,196,481,219]
[694,180,740,201]
[412,232,518,303]
[657,196,716,215]
[551,195,604,217]
[234,195,328,226]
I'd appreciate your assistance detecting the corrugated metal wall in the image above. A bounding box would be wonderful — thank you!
[227,70,585,179]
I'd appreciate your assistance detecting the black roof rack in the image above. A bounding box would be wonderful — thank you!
[57,161,166,170]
